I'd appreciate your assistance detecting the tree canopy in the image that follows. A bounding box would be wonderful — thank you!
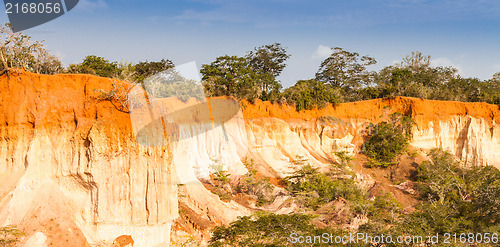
[315,47,376,89]
[0,23,62,75]
[201,55,262,100]
[245,43,290,100]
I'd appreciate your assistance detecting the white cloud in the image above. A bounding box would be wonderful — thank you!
[312,45,331,59]
[74,0,107,12]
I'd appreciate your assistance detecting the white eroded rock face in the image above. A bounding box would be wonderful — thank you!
[412,116,500,167]
[0,124,178,247]
[237,115,500,178]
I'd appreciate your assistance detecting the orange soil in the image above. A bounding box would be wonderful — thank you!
[241,97,500,126]
[3,69,498,130]
[0,69,133,131]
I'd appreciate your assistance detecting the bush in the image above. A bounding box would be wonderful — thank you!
[1,23,62,75]
[282,79,340,111]
[362,112,413,166]
[234,158,274,206]
[209,159,231,185]
[143,68,205,102]
[398,149,500,235]
[285,160,365,210]
[134,59,174,82]
[205,159,233,201]
[201,55,263,101]
[93,80,132,113]
[209,212,341,247]
[67,55,119,78]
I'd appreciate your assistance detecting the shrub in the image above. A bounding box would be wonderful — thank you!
[93,80,132,113]
[285,160,365,210]
[398,149,500,235]
[234,158,274,206]
[209,159,231,184]
[209,212,341,247]
[1,23,62,75]
[67,55,119,78]
[282,79,340,111]
[333,150,353,167]
[134,59,174,82]
[362,112,413,167]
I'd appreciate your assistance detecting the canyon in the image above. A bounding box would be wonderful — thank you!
[0,70,498,246]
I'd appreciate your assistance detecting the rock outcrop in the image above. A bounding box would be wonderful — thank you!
[0,70,177,246]
[240,97,500,169]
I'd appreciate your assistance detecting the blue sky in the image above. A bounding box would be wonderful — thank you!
[2,0,500,87]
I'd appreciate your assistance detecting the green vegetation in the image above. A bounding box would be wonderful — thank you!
[67,55,120,78]
[362,113,413,167]
[213,150,500,246]
[206,158,276,205]
[209,159,231,185]
[209,212,342,247]
[0,23,62,75]
[333,150,353,167]
[201,43,290,101]
[0,226,24,246]
[282,79,339,111]
[207,159,233,201]
[143,68,205,102]
[201,55,264,101]
[234,158,274,206]
[315,47,377,102]
[245,43,290,101]
[285,162,365,210]
[401,149,500,234]
[3,24,499,110]
[134,59,174,82]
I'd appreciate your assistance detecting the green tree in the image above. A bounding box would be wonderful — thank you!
[492,72,500,84]
[285,159,365,209]
[67,55,119,78]
[376,51,458,99]
[134,59,174,82]
[0,23,62,75]
[245,43,290,101]
[201,55,263,100]
[282,79,339,111]
[143,68,204,102]
[315,47,376,90]
[234,158,274,206]
[209,213,335,247]
[362,113,413,166]
[400,149,500,234]
[486,72,500,105]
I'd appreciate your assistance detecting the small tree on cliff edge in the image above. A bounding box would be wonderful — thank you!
[0,23,62,75]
